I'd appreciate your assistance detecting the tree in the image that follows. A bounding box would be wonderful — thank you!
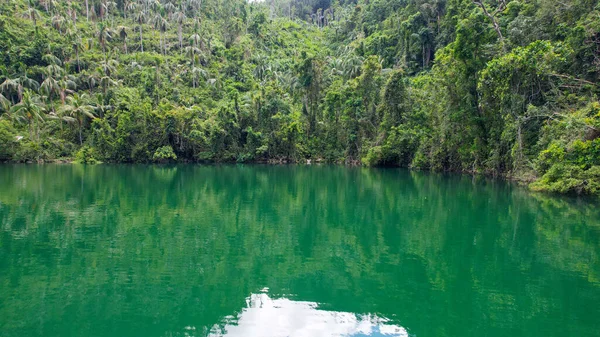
[70,33,83,72]
[97,23,113,55]
[40,69,60,113]
[173,10,186,51]
[51,14,67,33]
[0,93,11,115]
[297,53,324,136]
[117,26,128,53]
[61,93,96,145]
[22,3,41,28]
[152,13,170,55]
[124,0,137,20]
[381,69,407,129]
[1,75,40,104]
[10,90,45,141]
[134,10,147,52]
[473,0,508,43]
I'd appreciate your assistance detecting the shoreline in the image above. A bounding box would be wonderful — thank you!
[3,158,598,198]
[0,156,536,185]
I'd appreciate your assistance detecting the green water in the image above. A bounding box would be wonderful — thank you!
[0,165,599,337]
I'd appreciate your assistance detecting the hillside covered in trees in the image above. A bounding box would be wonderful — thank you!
[0,0,599,194]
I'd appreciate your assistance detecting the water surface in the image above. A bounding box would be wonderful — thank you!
[0,165,599,337]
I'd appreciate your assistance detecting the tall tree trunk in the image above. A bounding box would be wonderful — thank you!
[178,24,182,50]
[79,121,83,145]
[139,25,143,52]
[160,30,167,55]
[159,31,163,55]
[192,47,196,88]
[76,47,81,72]
[85,0,89,21]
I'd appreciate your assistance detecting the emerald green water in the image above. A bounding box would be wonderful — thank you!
[0,165,599,337]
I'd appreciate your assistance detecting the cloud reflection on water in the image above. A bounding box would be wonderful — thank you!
[209,291,408,337]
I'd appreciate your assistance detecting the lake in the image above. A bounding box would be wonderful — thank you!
[0,164,599,337]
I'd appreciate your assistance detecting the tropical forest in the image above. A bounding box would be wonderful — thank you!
[0,0,599,195]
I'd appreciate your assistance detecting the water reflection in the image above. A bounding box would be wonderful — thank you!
[209,291,408,337]
[0,164,599,337]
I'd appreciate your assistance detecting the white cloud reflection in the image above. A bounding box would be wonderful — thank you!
[208,292,408,337]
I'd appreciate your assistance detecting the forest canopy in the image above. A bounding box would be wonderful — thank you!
[0,0,599,195]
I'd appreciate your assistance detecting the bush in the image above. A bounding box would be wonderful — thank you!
[362,127,420,166]
[152,145,177,163]
[0,120,17,161]
[535,142,566,174]
[13,141,44,162]
[530,164,600,195]
[74,146,100,164]
[362,146,383,166]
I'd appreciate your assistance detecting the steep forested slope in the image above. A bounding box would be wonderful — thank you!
[0,0,599,194]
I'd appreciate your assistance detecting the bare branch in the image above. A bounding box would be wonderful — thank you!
[474,1,504,42]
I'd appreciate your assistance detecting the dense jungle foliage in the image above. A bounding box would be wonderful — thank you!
[0,0,599,194]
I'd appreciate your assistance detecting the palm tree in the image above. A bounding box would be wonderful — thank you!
[134,10,147,52]
[191,66,207,89]
[67,0,77,26]
[253,54,271,82]
[18,75,40,93]
[103,1,117,26]
[0,78,20,103]
[51,14,67,33]
[0,93,11,115]
[10,90,45,141]
[186,0,201,17]
[152,13,169,55]
[58,74,77,104]
[40,72,60,112]
[190,33,202,66]
[124,1,137,19]
[42,53,62,67]
[190,32,201,51]
[97,23,113,55]
[79,71,99,93]
[98,58,118,77]
[184,45,201,87]
[99,75,119,96]
[70,34,83,72]
[40,56,64,114]
[1,75,40,103]
[22,3,41,28]
[61,93,96,145]
[173,10,186,51]
[93,93,112,117]
[159,16,170,55]
[117,26,128,53]
[39,0,50,13]
[164,2,176,17]
[342,53,363,79]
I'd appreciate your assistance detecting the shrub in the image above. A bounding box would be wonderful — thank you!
[530,164,600,195]
[0,120,17,161]
[152,145,177,163]
[74,146,100,164]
